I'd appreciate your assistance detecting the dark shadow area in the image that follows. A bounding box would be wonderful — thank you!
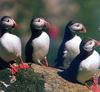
[0,57,10,70]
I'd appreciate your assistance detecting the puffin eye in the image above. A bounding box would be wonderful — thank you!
[7,19,9,22]
[38,19,40,22]
[87,41,93,46]
[76,24,80,27]
[89,42,92,45]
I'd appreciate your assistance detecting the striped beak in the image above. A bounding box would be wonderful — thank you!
[14,23,20,30]
[80,27,87,33]
[95,40,100,46]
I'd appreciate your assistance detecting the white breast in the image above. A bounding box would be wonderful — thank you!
[0,33,21,62]
[63,35,82,68]
[77,51,100,83]
[32,32,50,60]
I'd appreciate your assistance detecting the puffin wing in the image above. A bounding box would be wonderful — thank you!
[25,37,33,62]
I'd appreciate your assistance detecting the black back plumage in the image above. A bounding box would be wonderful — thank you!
[25,36,34,62]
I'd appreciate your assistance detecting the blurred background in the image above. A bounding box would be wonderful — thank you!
[0,0,100,65]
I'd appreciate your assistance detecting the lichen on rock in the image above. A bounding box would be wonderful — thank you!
[0,68,45,92]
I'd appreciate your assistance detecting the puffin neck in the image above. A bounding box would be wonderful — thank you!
[64,26,75,41]
[80,49,93,60]
[31,28,42,39]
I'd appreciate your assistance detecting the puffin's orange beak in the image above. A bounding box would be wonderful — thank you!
[95,41,100,46]
[15,23,20,30]
[80,26,87,33]
[45,21,59,39]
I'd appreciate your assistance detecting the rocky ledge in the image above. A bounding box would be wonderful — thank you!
[32,64,90,92]
[0,64,92,92]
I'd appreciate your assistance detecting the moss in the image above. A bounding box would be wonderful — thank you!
[0,69,45,92]
[0,69,10,81]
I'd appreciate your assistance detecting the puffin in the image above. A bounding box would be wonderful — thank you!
[25,18,52,66]
[55,21,86,69]
[59,38,100,92]
[0,16,29,75]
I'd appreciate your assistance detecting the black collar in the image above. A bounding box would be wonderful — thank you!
[63,25,76,42]
[31,28,42,39]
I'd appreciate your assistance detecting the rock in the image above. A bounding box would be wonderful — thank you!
[31,64,90,92]
[0,64,95,92]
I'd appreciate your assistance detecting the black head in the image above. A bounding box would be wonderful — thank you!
[80,38,100,52]
[30,18,49,32]
[64,20,86,40]
[0,16,16,30]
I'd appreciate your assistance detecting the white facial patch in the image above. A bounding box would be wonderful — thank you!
[83,40,95,51]
[70,23,83,31]
[34,18,45,30]
[2,18,15,27]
